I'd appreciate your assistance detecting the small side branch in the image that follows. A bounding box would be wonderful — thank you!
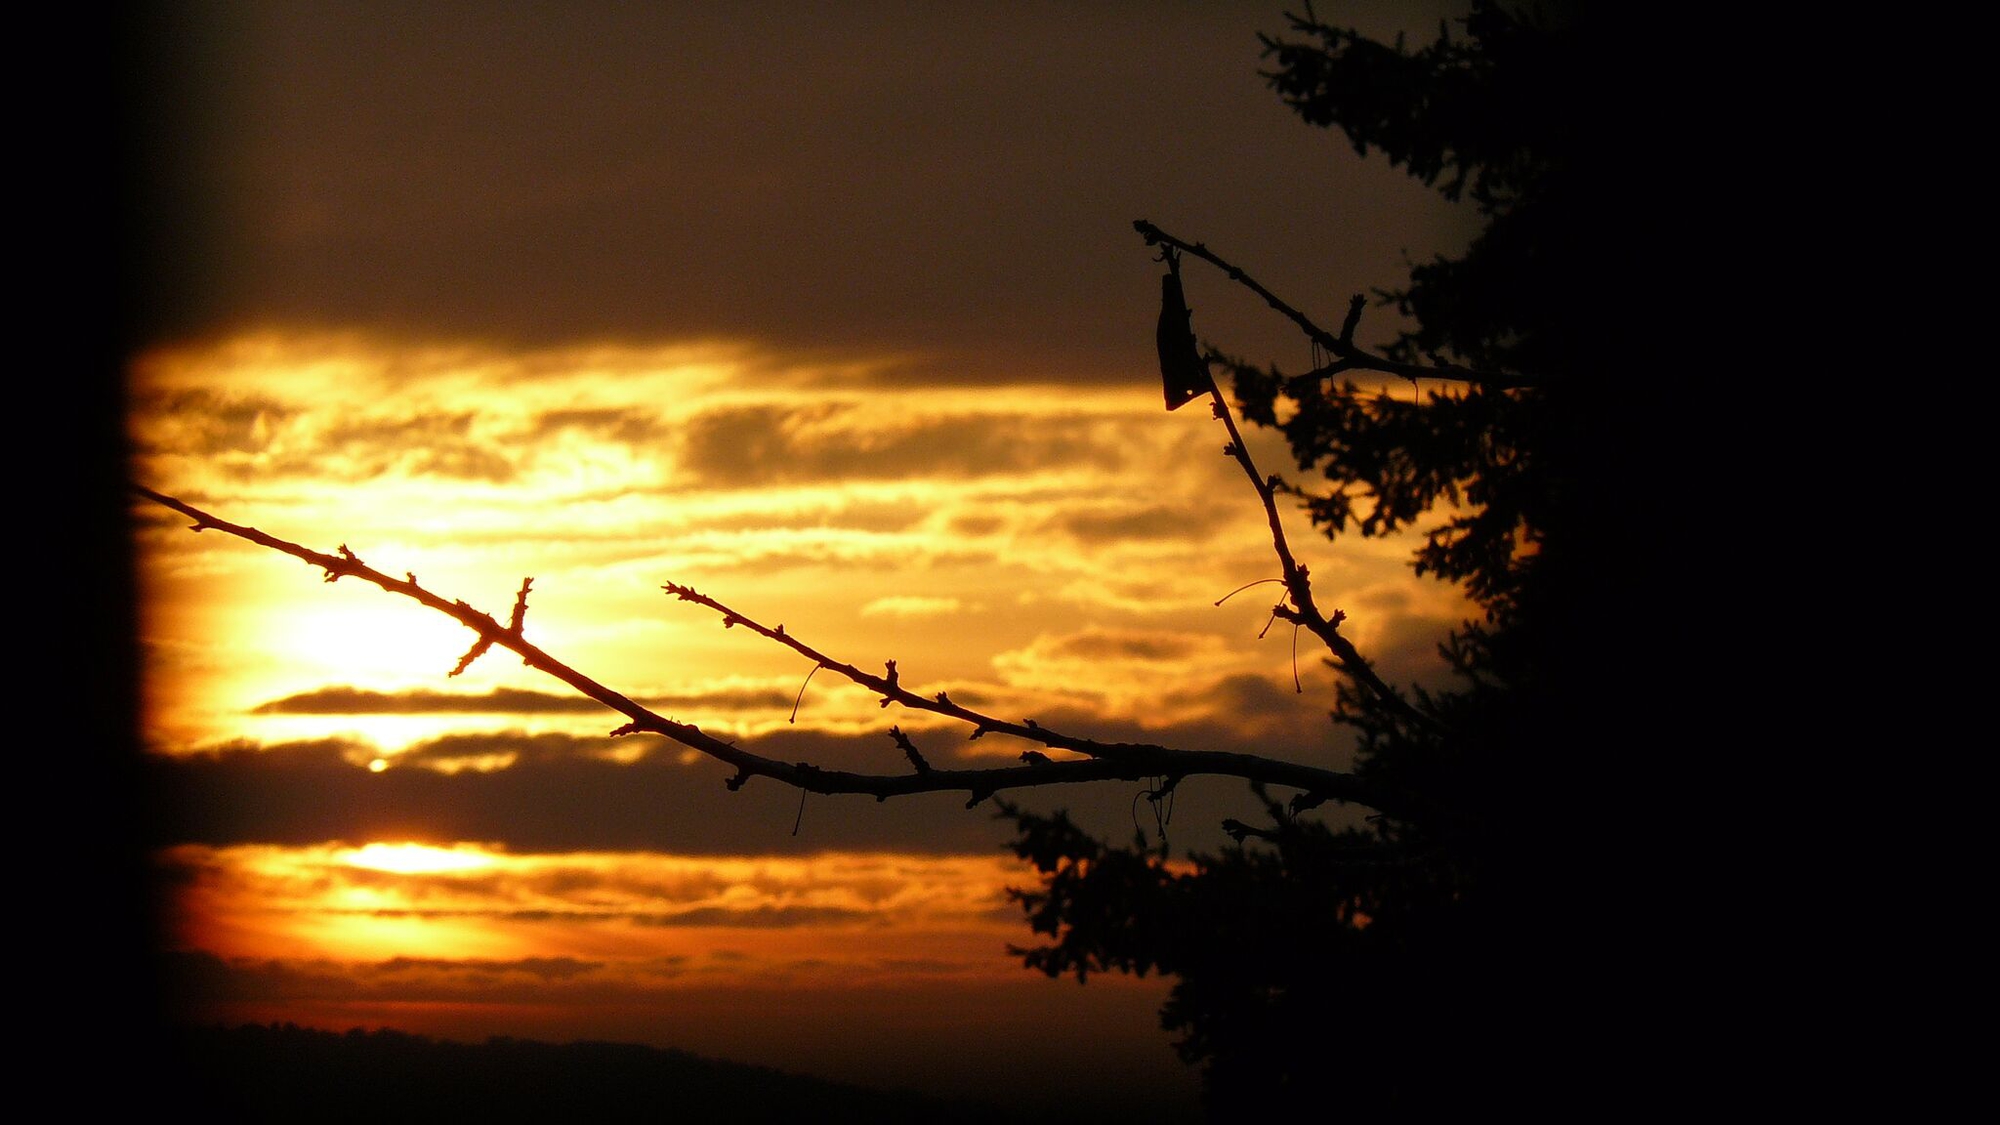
[449,633,494,678]
[888,726,932,774]
[456,576,534,677]
[1132,219,1534,390]
[508,578,533,633]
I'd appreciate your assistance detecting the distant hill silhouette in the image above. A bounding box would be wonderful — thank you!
[167,1023,1023,1123]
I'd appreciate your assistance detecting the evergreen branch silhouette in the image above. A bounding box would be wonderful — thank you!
[134,483,1405,817]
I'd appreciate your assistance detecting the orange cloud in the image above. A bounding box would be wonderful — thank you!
[161,843,1039,983]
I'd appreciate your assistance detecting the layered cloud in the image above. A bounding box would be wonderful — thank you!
[143,720,1360,859]
[161,842,1030,960]
[676,403,1128,487]
[134,333,1470,766]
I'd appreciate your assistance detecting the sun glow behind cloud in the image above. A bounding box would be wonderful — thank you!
[339,842,500,874]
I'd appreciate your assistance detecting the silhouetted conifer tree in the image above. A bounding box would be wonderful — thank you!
[998,3,1672,1115]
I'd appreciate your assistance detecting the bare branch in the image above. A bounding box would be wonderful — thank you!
[662,581,1245,767]
[1132,219,1535,389]
[1130,223,1453,736]
[134,484,1409,818]
[1180,346,1447,736]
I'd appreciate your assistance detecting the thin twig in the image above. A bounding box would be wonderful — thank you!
[1215,577,1285,606]
[789,663,822,724]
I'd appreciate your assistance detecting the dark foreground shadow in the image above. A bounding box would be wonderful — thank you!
[165,1023,1029,1124]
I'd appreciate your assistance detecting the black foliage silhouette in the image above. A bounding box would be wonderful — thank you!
[996,3,1665,1115]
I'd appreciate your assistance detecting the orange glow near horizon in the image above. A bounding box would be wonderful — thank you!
[164,841,1044,981]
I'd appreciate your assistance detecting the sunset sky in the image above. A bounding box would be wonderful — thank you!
[127,2,1477,1115]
